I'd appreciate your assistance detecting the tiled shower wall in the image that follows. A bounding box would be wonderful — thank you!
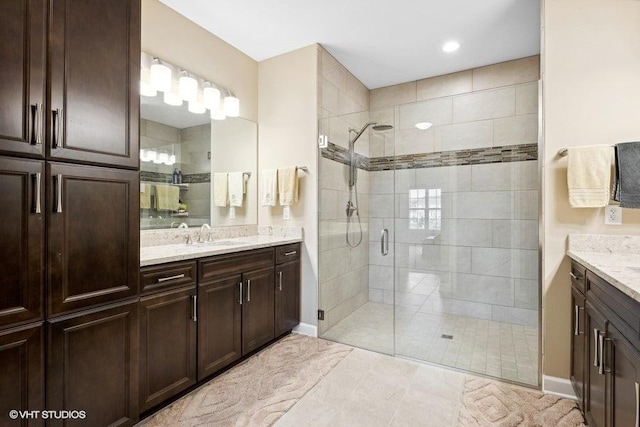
[318,47,371,334]
[368,56,540,327]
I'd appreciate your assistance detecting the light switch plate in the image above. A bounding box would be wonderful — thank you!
[229,207,236,219]
[605,205,622,225]
[283,206,290,220]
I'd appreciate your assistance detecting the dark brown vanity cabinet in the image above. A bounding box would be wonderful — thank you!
[571,259,640,427]
[570,260,586,410]
[139,261,197,413]
[47,299,139,427]
[275,244,301,337]
[0,157,44,329]
[0,323,44,427]
[47,162,140,316]
[0,0,140,168]
[198,249,275,380]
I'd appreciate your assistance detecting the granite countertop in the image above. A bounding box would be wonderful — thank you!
[140,226,303,267]
[567,234,640,303]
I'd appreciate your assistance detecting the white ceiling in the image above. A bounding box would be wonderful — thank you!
[158,0,541,89]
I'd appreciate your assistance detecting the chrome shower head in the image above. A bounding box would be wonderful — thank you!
[372,124,393,131]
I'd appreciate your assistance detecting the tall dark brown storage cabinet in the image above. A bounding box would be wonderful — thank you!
[0,1,141,425]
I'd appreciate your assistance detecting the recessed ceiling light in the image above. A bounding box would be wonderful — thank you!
[415,122,433,130]
[442,41,460,53]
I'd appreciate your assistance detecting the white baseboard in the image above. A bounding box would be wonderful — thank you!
[542,375,577,400]
[292,322,317,337]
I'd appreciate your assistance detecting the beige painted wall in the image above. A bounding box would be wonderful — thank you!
[542,0,640,379]
[141,0,258,121]
[258,45,320,326]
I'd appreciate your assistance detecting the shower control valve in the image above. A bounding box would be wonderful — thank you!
[346,201,358,218]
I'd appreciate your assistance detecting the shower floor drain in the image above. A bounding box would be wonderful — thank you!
[441,334,454,340]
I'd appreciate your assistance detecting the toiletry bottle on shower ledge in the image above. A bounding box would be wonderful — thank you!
[177,170,182,184]
[172,169,178,184]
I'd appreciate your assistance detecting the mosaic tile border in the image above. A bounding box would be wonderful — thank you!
[140,171,211,183]
[321,142,537,171]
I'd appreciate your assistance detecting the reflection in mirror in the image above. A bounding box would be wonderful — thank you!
[140,92,257,229]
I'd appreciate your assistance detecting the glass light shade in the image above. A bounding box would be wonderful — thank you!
[223,96,240,117]
[179,74,198,101]
[203,86,221,110]
[158,153,169,164]
[146,149,157,162]
[210,107,226,121]
[163,81,183,106]
[140,69,157,97]
[168,154,176,165]
[139,149,147,161]
[188,99,206,114]
[150,60,172,92]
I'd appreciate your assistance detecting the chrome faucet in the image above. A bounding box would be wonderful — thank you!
[177,223,188,229]
[198,224,211,243]
[177,223,193,244]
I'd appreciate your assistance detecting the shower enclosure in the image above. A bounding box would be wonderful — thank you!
[318,97,540,386]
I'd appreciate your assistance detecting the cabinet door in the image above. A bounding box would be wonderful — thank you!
[242,267,275,355]
[586,301,608,427]
[275,260,300,337]
[48,0,140,168]
[609,323,640,427]
[47,162,139,315]
[140,287,196,412]
[0,157,44,329]
[47,300,139,427]
[198,275,242,381]
[0,0,46,157]
[0,323,44,427]
[571,286,586,410]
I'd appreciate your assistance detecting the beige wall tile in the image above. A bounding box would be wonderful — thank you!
[516,82,539,115]
[493,114,538,146]
[440,120,493,151]
[370,81,417,110]
[346,72,370,109]
[399,98,453,130]
[321,48,346,93]
[395,128,436,155]
[472,55,540,91]
[417,70,473,101]
[322,78,340,115]
[144,119,179,142]
[453,87,515,123]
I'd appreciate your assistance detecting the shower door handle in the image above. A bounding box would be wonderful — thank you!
[381,229,389,256]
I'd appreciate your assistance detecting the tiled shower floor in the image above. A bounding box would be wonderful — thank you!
[321,301,539,386]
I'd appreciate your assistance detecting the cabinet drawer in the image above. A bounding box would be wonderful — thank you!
[199,248,274,283]
[587,271,640,347]
[140,261,197,295]
[570,260,587,295]
[275,243,301,264]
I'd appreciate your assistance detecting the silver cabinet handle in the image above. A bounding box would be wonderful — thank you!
[636,383,640,427]
[247,279,251,302]
[55,173,63,213]
[284,251,297,256]
[31,103,42,145]
[157,273,185,283]
[598,331,605,375]
[238,282,243,305]
[278,271,283,291]
[381,229,389,256]
[52,108,62,148]
[192,295,197,322]
[593,328,600,368]
[569,272,578,280]
[574,305,579,336]
[33,173,41,214]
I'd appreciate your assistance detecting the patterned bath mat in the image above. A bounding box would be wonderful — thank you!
[138,334,352,427]
[458,377,586,427]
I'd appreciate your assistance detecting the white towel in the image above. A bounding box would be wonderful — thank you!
[213,173,228,207]
[567,145,612,208]
[278,167,299,206]
[228,172,244,207]
[262,169,278,206]
[155,184,180,211]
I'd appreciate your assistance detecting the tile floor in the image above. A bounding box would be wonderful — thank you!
[322,302,539,386]
[276,346,466,427]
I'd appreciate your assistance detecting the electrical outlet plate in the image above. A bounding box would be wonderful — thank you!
[229,207,236,219]
[605,205,622,225]
[283,206,290,220]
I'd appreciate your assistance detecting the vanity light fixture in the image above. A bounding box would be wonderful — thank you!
[224,95,240,117]
[157,152,169,164]
[179,70,198,101]
[442,40,460,53]
[163,80,183,106]
[210,106,226,121]
[415,122,433,130]
[150,58,172,92]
